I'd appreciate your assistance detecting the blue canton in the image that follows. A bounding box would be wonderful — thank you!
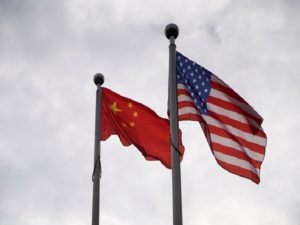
[176,51,212,115]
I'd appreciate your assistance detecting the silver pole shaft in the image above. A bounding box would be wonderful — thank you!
[165,24,183,225]
[92,74,104,225]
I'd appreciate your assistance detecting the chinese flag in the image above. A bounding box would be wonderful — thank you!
[101,87,185,169]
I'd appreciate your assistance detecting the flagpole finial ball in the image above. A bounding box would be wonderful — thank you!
[93,73,104,85]
[165,23,179,40]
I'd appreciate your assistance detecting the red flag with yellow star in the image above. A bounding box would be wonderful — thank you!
[101,87,184,168]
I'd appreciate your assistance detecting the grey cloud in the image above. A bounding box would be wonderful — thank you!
[1,0,300,225]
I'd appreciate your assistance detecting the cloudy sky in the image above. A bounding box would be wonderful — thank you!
[1,0,300,224]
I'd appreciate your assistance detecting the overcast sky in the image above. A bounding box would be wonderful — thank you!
[1,0,300,224]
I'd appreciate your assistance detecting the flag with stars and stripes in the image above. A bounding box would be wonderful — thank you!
[176,51,267,184]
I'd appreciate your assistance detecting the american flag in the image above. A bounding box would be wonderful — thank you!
[176,51,267,184]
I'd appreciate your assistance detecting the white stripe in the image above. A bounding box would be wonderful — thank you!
[210,88,263,121]
[207,102,261,130]
[178,94,194,103]
[213,151,260,175]
[210,134,264,162]
[177,85,198,116]
[203,115,266,146]
[177,83,186,90]
[178,107,200,116]
[177,84,194,103]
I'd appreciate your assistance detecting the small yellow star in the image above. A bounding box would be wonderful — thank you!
[110,102,122,114]
[130,122,135,127]
[133,111,138,118]
[128,102,133,108]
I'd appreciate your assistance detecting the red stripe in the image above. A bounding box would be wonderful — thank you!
[178,89,191,96]
[207,125,266,154]
[211,81,249,106]
[211,142,262,168]
[215,159,260,184]
[211,80,263,123]
[208,96,262,125]
[208,110,266,138]
[179,113,202,121]
[178,101,196,109]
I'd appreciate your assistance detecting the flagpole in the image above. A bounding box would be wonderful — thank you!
[165,24,183,225]
[92,73,104,225]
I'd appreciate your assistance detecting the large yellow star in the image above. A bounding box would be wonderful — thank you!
[110,102,122,114]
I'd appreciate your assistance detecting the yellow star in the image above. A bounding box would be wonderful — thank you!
[133,111,138,118]
[130,122,135,127]
[128,102,133,108]
[122,123,127,127]
[110,102,122,114]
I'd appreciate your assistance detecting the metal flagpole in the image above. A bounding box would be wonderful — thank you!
[165,24,183,225]
[92,73,104,225]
